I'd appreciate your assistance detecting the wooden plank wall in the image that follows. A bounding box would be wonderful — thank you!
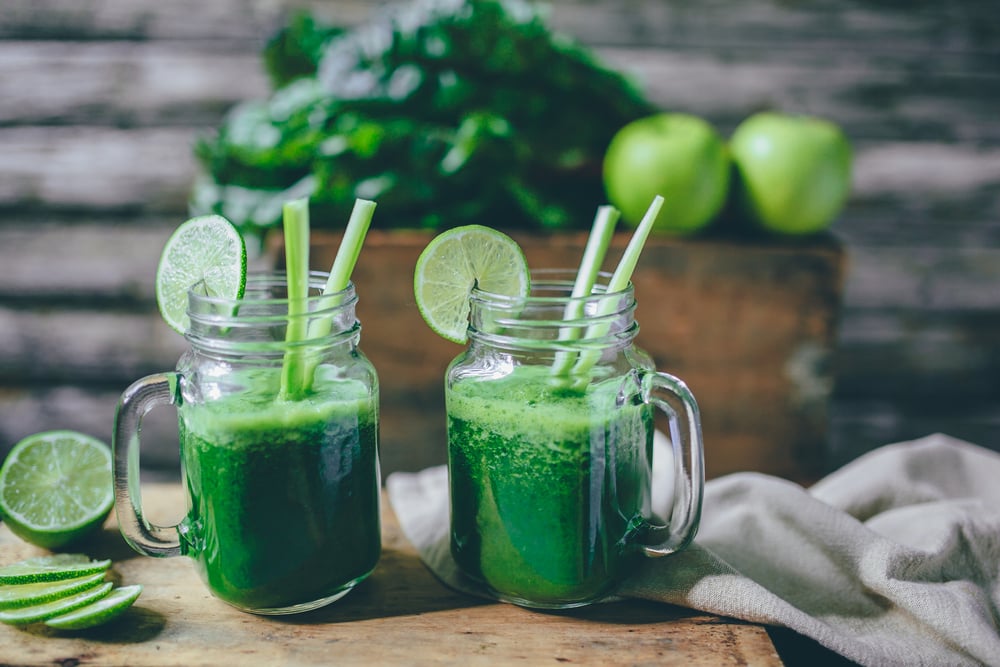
[1,0,998,478]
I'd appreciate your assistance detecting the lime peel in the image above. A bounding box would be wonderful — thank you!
[45,584,143,630]
[0,555,112,585]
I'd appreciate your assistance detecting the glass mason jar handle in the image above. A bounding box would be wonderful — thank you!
[640,370,705,557]
[112,372,182,558]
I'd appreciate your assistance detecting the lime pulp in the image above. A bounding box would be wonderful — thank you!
[0,431,114,549]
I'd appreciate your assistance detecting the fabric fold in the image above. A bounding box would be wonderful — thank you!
[386,433,1000,667]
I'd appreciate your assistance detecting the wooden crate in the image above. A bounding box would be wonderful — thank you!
[270,230,845,480]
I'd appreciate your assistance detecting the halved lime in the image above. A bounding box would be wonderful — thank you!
[0,581,112,625]
[0,431,115,549]
[45,584,143,630]
[413,225,530,344]
[0,572,106,609]
[155,214,247,334]
[0,555,111,585]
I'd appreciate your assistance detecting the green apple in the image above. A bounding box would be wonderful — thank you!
[602,113,730,234]
[729,111,852,235]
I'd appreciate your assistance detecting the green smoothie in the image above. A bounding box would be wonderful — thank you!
[178,369,380,612]
[446,365,653,607]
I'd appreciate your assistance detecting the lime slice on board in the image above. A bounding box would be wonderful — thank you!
[0,581,112,625]
[413,225,530,344]
[45,584,143,630]
[0,555,111,585]
[0,431,114,549]
[0,572,106,609]
[155,214,247,334]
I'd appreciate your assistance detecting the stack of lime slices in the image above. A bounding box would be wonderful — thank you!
[0,555,141,629]
[0,432,143,629]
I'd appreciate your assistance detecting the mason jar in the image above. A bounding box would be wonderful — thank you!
[446,269,704,609]
[114,272,381,615]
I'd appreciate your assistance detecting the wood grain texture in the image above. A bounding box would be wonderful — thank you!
[2,0,997,54]
[0,485,782,666]
[0,42,268,127]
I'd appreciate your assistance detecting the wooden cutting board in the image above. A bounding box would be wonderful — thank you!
[0,484,781,666]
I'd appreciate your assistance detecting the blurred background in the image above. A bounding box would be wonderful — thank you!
[1,0,998,481]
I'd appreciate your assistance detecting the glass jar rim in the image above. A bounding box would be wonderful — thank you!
[467,268,637,350]
[469,268,632,308]
[184,271,360,353]
[187,271,355,309]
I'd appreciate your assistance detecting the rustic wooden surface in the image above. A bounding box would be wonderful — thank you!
[0,484,783,666]
[1,0,999,477]
[287,229,845,479]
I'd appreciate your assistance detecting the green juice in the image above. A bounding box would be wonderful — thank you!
[447,365,654,607]
[178,371,380,612]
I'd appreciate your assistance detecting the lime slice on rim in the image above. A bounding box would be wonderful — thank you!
[155,214,247,334]
[413,225,530,344]
[0,581,112,626]
[0,431,114,549]
[0,572,106,609]
[45,584,143,630]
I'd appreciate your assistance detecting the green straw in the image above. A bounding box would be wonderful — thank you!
[550,205,619,377]
[278,197,312,401]
[571,195,663,378]
[300,198,377,387]
[277,197,377,399]
[317,199,378,307]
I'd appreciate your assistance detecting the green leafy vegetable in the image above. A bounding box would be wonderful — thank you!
[263,12,345,88]
[191,0,654,239]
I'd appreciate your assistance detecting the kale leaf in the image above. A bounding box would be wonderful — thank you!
[190,0,655,237]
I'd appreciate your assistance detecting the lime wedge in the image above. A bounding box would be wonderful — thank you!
[0,431,114,549]
[0,556,112,586]
[413,225,530,344]
[155,214,247,334]
[0,572,106,609]
[0,581,112,625]
[45,584,143,630]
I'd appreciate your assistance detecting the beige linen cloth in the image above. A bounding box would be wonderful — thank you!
[386,433,1000,667]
